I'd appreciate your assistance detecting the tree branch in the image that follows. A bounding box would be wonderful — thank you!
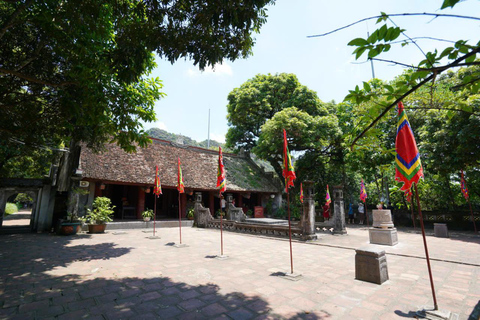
[0,68,77,87]
[307,13,480,38]
[350,46,480,149]
[0,0,33,40]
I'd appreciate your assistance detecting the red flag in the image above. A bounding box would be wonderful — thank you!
[461,170,469,200]
[300,183,304,203]
[177,158,185,193]
[325,185,331,205]
[217,147,226,195]
[153,165,162,196]
[360,179,367,203]
[282,129,296,193]
[395,101,424,194]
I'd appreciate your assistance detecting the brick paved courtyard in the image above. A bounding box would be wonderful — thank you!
[0,226,479,319]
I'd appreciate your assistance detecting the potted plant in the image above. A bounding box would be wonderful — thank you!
[187,207,195,220]
[57,212,82,235]
[142,209,154,221]
[82,197,115,233]
[216,209,225,219]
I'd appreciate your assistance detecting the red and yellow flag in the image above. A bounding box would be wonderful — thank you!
[217,147,226,195]
[153,165,162,196]
[395,101,424,194]
[282,129,296,193]
[177,158,185,193]
[360,179,367,203]
[325,185,331,205]
[461,170,469,200]
[300,183,304,203]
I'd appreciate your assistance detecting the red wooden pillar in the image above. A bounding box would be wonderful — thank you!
[137,187,145,219]
[95,182,102,197]
[238,194,243,208]
[180,193,187,218]
[209,192,215,215]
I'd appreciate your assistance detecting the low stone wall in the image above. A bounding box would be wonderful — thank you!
[206,219,302,239]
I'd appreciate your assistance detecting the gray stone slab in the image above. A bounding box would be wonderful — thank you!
[244,218,288,225]
[369,227,398,246]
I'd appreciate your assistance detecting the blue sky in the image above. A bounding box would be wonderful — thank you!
[146,0,479,143]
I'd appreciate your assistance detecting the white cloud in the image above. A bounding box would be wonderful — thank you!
[209,133,226,144]
[153,121,168,131]
[187,63,233,77]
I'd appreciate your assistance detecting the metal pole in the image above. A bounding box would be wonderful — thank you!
[414,183,438,310]
[178,194,182,244]
[468,199,478,234]
[207,109,211,149]
[153,194,157,236]
[287,192,294,274]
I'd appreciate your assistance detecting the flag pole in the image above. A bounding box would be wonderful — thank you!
[178,194,182,244]
[153,194,157,236]
[364,201,369,226]
[467,199,478,234]
[414,183,438,310]
[220,197,224,256]
[410,187,416,229]
[287,191,294,274]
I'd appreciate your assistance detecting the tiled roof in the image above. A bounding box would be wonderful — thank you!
[79,138,281,193]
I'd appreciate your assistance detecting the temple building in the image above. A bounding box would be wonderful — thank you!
[78,137,282,220]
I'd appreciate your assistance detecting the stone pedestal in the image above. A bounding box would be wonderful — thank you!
[369,209,398,246]
[369,228,398,246]
[333,185,347,235]
[355,247,389,284]
[301,181,317,240]
[434,223,449,238]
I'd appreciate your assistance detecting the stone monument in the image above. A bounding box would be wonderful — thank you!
[194,192,213,228]
[369,209,398,246]
[333,185,347,235]
[301,181,317,240]
[226,193,246,222]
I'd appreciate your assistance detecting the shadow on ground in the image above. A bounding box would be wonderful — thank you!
[0,233,330,319]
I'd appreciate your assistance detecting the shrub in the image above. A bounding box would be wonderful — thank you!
[5,203,18,215]
[83,197,115,224]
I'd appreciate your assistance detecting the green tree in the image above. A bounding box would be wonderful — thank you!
[0,0,273,174]
[226,73,327,152]
[253,106,341,181]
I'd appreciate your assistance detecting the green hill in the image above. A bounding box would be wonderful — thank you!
[147,128,225,150]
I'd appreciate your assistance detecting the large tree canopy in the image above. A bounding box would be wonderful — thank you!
[0,0,273,175]
[225,73,328,152]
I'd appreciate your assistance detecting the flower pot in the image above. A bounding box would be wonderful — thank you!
[143,217,151,222]
[88,224,107,233]
[57,222,82,235]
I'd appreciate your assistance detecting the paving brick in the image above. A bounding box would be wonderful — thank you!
[18,299,49,314]
[139,291,161,302]
[201,302,229,317]
[67,298,96,311]
[178,298,206,311]
[227,307,255,320]
[155,306,183,318]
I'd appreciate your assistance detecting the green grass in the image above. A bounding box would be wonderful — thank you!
[5,202,19,215]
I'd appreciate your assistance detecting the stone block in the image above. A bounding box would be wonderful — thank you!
[355,247,389,285]
[369,227,398,246]
[434,223,449,238]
